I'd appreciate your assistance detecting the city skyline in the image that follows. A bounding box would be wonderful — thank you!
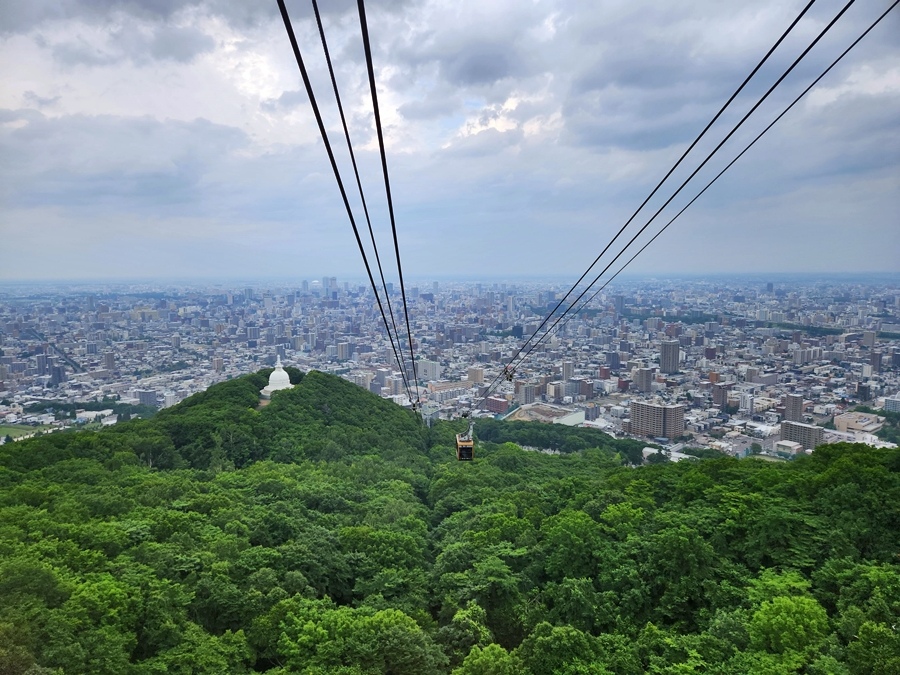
[2,0,899,281]
[2,276,897,458]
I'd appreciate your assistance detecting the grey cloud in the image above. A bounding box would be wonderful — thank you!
[0,0,413,35]
[39,21,215,66]
[442,43,519,86]
[0,0,187,34]
[440,126,523,158]
[0,110,248,210]
[261,89,310,113]
[398,93,462,121]
[23,91,62,108]
[148,24,215,61]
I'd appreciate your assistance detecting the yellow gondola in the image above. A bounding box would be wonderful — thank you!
[455,419,475,461]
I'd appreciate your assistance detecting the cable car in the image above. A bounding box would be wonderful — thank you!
[456,419,475,461]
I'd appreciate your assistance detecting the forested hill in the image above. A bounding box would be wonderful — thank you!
[1,372,898,674]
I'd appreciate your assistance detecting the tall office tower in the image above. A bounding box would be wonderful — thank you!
[871,351,882,373]
[336,342,351,361]
[634,367,654,393]
[780,421,823,451]
[660,340,681,374]
[49,365,67,387]
[784,393,804,422]
[630,401,685,439]
[613,295,625,316]
[103,352,116,370]
[862,331,876,348]
[561,360,574,381]
[35,353,48,375]
[211,357,224,372]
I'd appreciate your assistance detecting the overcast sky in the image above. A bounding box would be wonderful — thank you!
[1,0,898,283]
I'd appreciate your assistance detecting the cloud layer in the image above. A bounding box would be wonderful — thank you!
[2,0,898,280]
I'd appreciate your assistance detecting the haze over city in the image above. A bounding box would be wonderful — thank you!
[2,0,899,281]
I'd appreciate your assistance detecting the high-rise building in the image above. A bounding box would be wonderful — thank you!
[49,365,67,387]
[336,342,352,361]
[862,331,876,348]
[660,340,681,374]
[519,383,536,405]
[468,367,484,384]
[871,351,882,373]
[780,421,823,451]
[712,382,734,407]
[630,401,685,439]
[419,360,442,381]
[212,357,224,372]
[561,360,574,381]
[634,367,654,393]
[136,389,158,408]
[884,396,900,413]
[103,352,116,370]
[784,393,804,423]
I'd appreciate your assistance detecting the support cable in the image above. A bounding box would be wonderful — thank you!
[276,0,413,402]
[309,0,407,386]
[357,0,420,401]
[538,0,899,346]
[480,0,859,405]
[482,0,819,400]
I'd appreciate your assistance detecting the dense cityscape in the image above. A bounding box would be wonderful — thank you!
[2,275,898,458]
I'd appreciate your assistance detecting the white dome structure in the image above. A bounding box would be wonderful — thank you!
[260,356,293,399]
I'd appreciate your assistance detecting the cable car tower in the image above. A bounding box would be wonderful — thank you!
[456,418,475,461]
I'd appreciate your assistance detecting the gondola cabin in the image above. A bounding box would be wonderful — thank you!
[455,420,475,461]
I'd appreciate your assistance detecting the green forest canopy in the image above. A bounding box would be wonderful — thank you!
[0,370,898,674]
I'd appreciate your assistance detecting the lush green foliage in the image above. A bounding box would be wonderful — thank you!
[1,371,898,674]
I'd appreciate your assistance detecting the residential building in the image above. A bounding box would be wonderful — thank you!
[660,340,681,374]
[784,393,804,422]
[780,421,823,451]
[630,401,685,439]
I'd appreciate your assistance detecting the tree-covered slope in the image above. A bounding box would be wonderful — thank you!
[0,371,898,674]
